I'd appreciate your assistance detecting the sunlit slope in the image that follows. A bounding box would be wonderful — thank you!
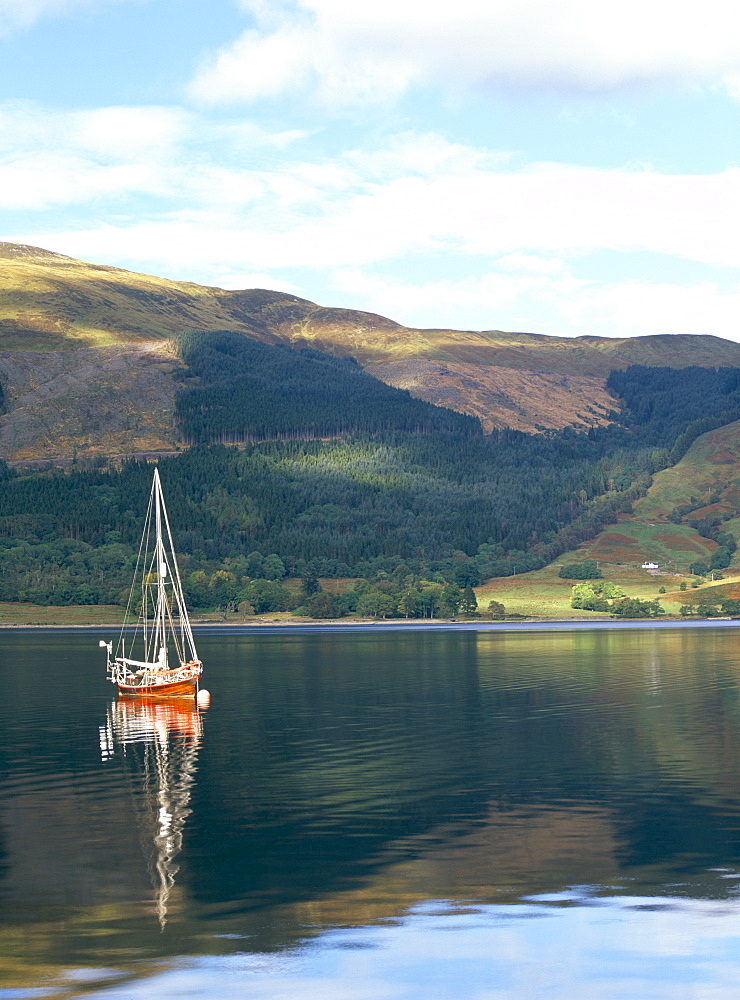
[634,419,740,524]
[476,421,740,611]
[5,242,740,441]
[573,519,717,570]
[475,562,678,618]
[0,344,184,460]
[364,359,617,432]
[0,243,269,349]
[5,243,740,370]
[223,295,740,375]
[568,420,740,570]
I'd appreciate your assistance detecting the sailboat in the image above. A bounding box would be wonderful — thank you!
[99,467,203,699]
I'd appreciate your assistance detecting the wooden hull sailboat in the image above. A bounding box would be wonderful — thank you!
[117,672,201,699]
[99,467,203,700]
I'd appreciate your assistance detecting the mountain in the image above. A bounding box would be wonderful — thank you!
[4,243,740,459]
[4,245,740,613]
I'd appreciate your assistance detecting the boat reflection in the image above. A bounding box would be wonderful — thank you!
[99,698,203,929]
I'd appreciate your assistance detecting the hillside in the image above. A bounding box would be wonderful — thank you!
[1,358,740,614]
[4,243,740,456]
[558,418,740,572]
[469,419,740,618]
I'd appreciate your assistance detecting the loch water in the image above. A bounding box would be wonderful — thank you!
[4,624,740,998]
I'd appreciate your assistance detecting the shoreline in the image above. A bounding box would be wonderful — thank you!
[0,616,737,632]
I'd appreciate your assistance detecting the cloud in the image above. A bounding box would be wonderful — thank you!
[7,106,740,271]
[70,106,191,160]
[190,0,740,106]
[0,101,305,210]
[332,267,740,341]
[8,105,740,341]
[0,103,192,209]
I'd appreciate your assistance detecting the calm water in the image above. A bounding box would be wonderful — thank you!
[4,624,740,998]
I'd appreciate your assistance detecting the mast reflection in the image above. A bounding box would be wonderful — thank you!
[100,698,203,929]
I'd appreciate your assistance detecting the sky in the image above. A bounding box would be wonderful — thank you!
[3,0,740,340]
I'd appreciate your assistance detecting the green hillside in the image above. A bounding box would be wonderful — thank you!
[476,417,740,620]
[554,418,740,581]
[1,363,740,616]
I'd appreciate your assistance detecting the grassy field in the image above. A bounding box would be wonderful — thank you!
[476,562,740,619]
[572,519,717,569]
[637,420,740,521]
[477,562,678,619]
[0,603,129,625]
[2,567,737,625]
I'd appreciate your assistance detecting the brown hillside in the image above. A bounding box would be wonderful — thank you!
[4,242,740,456]
[0,343,182,461]
[365,359,616,433]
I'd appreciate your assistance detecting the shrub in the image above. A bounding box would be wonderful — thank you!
[611,598,665,618]
[559,560,602,580]
[307,592,342,619]
[570,582,610,611]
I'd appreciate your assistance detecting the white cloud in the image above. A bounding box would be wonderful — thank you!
[0,101,290,209]
[0,153,163,210]
[70,106,190,160]
[332,267,740,341]
[8,103,740,341]
[0,101,188,161]
[497,253,566,276]
[190,0,740,106]
[7,106,740,273]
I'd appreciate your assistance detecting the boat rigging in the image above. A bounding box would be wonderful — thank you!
[100,467,203,699]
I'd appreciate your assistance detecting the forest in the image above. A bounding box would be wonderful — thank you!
[1,351,739,611]
[174,331,480,441]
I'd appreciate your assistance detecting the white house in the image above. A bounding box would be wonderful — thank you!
[641,561,659,570]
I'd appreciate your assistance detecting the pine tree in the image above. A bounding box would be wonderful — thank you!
[301,564,320,598]
[460,585,478,614]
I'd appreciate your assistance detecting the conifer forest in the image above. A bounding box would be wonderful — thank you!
[2,336,740,614]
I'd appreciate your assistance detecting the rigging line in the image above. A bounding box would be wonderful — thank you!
[118,477,156,662]
[164,587,185,665]
[143,548,160,661]
[156,469,198,661]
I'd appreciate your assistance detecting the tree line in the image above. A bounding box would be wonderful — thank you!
[1,360,739,608]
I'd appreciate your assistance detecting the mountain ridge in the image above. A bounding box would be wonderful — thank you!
[3,242,740,455]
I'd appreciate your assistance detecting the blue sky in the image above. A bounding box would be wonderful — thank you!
[3,0,740,340]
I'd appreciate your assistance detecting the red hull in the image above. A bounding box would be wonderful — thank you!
[117,676,199,699]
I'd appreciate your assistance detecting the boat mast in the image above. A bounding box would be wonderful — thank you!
[108,466,203,690]
[154,468,167,668]
[152,467,199,665]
